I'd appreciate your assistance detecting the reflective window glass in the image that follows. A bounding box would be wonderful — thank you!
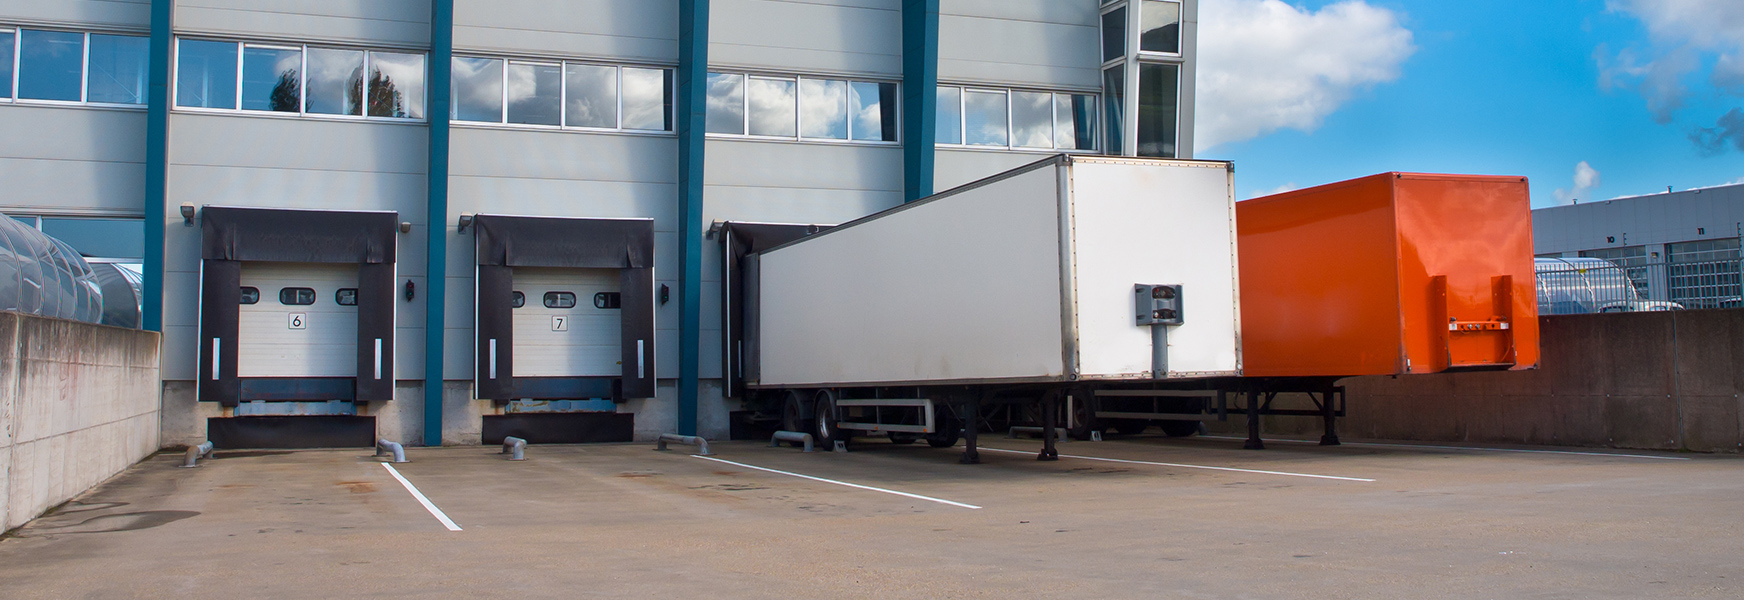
[593,292,621,309]
[1103,66,1125,154]
[86,34,148,104]
[1057,94,1098,151]
[543,292,577,309]
[241,46,302,112]
[850,82,898,142]
[1102,7,1127,63]
[368,51,424,118]
[1011,91,1053,148]
[279,287,316,305]
[564,63,616,128]
[452,57,503,122]
[936,86,962,144]
[0,31,13,98]
[1140,1,1182,54]
[747,77,796,137]
[1137,62,1178,157]
[621,67,672,131]
[511,291,525,308]
[306,48,363,115]
[335,288,358,306]
[40,218,144,259]
[239,287,260,305]
[19,29,84,101]
[507,62,560,125]
[963,89,1008,147]
[799,78,847,140]
[176,40,238,109]
[706,72,744,134]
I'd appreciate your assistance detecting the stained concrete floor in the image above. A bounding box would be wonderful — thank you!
[1,434,1740,599]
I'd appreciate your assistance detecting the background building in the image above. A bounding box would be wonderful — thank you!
[0,0,1198,446]
[1533,184,1744,308]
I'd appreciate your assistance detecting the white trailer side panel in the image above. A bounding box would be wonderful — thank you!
[1070,160,1240,378]
[756,164,1067,386]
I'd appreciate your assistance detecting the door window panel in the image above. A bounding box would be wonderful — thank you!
[564,63,616,128]
[305,48,364,116]
[241,46,302,112]
[19,29,85,101]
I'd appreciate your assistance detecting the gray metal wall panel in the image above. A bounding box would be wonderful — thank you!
[937,0,1099,90]
[174,0,431,48]
[454,0,677,63]
[0,0,149,29]
[1532,186,1744,254]
[0,106,147,216]
[933,148,1053,192]
[709,0,901,77]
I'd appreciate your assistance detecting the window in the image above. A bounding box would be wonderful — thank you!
[708,71,899,143]
[87,34,148,104]
[279,287,317,305]
[511,291,525,308]
[1102,7,1128,63]
[18,29,84,102]
[176,38,425,120]
[937,85,1098,151]
[240,287,260,305]
[39,217,144,259]
[543,292,577,309]
[454,56,673,132]
[593,292,621,309]
[1137,62,1178,157]
[1668,239,1742,309]
[1140,1,1182,54]
[335,288,358,306]
[0,29,147,105]
[0,30,13,99]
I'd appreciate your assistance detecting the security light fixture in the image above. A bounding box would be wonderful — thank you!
[400,221,413,234]
[180,204,196,225]
[458,214,475,233]
[405,280,416,301]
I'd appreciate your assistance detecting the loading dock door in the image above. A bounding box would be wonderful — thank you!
[238,262,362,378]
[512,267,622,377]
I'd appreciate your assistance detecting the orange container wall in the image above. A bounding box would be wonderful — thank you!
[1236,173,1540,378]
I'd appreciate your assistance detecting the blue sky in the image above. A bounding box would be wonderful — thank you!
[1196,0,1744,207]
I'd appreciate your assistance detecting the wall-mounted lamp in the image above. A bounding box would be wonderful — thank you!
[180,204,196,225]
[404,280,416,301]
[399,221,413,234]
[659,284,670,305]
[457,214,475,233]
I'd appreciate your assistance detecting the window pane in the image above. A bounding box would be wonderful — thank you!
[369,51,425,119]
[851,81,898,142]
[40,218,144,260]
[306,48,363,115]
[87,34,148,104]
[1103,67,1125,154]
[622,67,671,131]
[1058,93,1098,150]
[1140,1,1182,54]
[506,62,560,125]
[747,77,797,137]
[451,57,503,122]
[176,40,237,109]
[800,79,847,139]
[0,32,13,98]
[964,89,1008,146]
[1102,7,1127,63]
[1011,91,1053,148]
[936,86,962,144]
[706,72,744,134]
[241,46,302,112]
[19,30,84,101]
[564,63,616,128]
[1137,62,1177,157]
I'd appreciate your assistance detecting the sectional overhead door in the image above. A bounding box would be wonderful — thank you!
[511,267,622,378]
[238,262,362,378]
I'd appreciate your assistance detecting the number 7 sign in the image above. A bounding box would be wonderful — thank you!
[552,315,568,332]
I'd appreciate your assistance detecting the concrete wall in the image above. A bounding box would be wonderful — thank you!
[1,312,162,533]
[1223,310,1744,453]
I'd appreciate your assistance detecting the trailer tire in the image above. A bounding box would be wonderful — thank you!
[814,391,848,447]
[888,433,919,445]
[781,391,812,446]
[925,430,960,448]
[1159,420,1201,438]
[1067,392,1099,441]
[1112,420,1149,436]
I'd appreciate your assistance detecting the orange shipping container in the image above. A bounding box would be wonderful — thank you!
[1236,173,1540,377]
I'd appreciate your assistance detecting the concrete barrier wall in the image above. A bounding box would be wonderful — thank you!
[1219,310,1744,453]
[1,312,162,533]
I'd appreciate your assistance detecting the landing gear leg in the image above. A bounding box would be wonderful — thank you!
[1319,388,1342,446]
[1038,391,1060,462]
[1244,390,1265,450]
[960,396,982,464]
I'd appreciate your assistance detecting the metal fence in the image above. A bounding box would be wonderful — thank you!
[1535,257,1743,315]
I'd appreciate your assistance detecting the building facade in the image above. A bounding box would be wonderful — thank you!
[1533,184,1744,309]
[0,0,1198,446]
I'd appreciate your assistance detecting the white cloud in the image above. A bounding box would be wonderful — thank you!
[1195,0,1416,150]
[1554,161,1602,205]
[1604,0,1744,122]
[1247,182,1299,200]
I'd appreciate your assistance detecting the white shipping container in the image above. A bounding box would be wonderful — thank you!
[749,156,1241,389]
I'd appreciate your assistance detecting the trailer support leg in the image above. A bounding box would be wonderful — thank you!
[1038,392,1060,462]
[1319,389,1341,446]
[960,397,981,465]
[1244,391,1264,450]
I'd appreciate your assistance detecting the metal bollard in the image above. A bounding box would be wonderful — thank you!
[769,431,816,452]
[180,441,214,468]
[501,436,527,461]
[655,433,714,456]
[376,439,408,463]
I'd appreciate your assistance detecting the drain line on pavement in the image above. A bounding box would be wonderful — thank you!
[692,455,982,509]
[382,463,463,531]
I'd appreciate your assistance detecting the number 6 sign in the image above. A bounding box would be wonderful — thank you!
[288,313,307,329]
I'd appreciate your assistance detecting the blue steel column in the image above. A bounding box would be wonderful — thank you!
[675,0,710,436]
[901,0,940,203]
[424,0,454,446]
[143,0,172,331]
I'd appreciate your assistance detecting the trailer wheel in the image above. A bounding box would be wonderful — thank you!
[1159,420,1201,438]
[925,429,960,448]
[1067,393,1099,441]
[814,391,848,447]
[781,391,812,446]
[1111,420,1149,436]
[888,433,919,445]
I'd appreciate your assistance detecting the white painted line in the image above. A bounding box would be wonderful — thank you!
[693,455,982,509]
[382,463,463,531]
[1202,436,1691,461]
[979,447,1376,482]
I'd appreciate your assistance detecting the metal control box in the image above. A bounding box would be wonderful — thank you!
[1135,284,1185,326]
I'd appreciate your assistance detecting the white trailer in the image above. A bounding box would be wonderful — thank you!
[741,156,1241,461]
